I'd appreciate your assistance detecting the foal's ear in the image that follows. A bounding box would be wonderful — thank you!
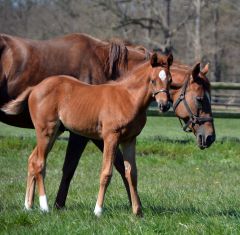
[201,63,209,75]
[150,53,159,67]
[192,62,201,80]
[167,53,173,67]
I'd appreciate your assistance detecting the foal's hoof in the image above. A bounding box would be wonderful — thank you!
[133,208,143,217]
[94,204,103,217]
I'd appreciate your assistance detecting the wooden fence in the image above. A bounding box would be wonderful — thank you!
[148,82,240,118]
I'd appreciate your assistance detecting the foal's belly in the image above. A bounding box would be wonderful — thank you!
[59,109,102,140]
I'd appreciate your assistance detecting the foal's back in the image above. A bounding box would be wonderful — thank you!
[29,75,134,139]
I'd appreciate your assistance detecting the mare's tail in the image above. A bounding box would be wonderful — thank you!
[1,87,33,115]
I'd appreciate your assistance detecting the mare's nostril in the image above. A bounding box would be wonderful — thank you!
[206,135,215,147]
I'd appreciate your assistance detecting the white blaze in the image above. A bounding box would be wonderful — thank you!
[159,70,166,81]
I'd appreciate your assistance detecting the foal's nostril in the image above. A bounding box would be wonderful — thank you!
[158,102,169,113]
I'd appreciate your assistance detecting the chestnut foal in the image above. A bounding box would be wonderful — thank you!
[2,53,173,216]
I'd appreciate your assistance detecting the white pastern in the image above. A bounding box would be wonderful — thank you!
[159,70,166,81]
[94,203,103,217]
[39,195,49,212]
[24,197,32,211]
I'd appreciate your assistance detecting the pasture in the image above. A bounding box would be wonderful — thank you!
[0,117,240,234]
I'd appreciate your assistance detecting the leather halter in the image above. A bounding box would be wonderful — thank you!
[172,74,213,132]
[152,89,169,97]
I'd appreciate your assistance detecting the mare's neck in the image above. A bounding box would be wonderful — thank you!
[170,62,191,101]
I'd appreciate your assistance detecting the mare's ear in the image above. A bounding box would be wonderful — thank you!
[201,63,209,75]
[167,53,173,67]
[192,62,201,80]
[150,53,158,67]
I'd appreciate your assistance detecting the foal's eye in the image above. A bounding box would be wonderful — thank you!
[151,80,156,85]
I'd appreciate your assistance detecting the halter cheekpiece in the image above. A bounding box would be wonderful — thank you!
[172,74,213,132]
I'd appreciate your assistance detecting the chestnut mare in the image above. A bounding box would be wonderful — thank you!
[2,53,173,216]
[0,33,215,211]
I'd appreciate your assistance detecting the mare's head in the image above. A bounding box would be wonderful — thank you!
[149,53,173,112]
[172,63,215,149]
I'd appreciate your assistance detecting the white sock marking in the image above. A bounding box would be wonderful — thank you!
[94,203,103,217]
[39,195,49,212]
[24,197,31,211]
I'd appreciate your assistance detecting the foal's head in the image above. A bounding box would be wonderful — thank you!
[149,53,173,112]
[172,63,215,149]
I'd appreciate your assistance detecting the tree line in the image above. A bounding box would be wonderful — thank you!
[0,0,239,82]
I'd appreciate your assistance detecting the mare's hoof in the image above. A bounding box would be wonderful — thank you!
[54,202,66,210]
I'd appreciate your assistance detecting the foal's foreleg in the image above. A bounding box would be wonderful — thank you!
[121,138,142,216]
[91,139,131,206]
[94,135,118,217]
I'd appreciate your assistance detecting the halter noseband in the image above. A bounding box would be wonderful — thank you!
[172,74,213,132]
[152,89,169,97]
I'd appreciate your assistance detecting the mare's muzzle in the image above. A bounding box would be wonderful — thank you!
[196,125,216,149]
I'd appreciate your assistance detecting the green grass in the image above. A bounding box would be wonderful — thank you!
[0,117,240,234]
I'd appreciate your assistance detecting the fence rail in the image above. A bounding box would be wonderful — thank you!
[148,82,240,118]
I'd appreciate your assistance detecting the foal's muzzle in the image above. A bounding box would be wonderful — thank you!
[153,89,171,113]
[158,101,171,113]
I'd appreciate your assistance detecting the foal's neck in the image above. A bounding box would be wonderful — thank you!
[120,63,153,111]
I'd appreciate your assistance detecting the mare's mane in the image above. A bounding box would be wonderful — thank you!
[104,39,128,80]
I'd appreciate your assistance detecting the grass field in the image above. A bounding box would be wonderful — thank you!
[0,117,240,235]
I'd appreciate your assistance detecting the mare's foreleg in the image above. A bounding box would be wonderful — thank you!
[94,134,118,217]
[54,133,89,209]
[121,138,142,216]
[91,139,132,206]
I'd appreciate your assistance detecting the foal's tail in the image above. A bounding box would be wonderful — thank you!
[1,87,33,115]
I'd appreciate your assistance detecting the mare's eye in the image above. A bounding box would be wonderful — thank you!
[196,97,204,102]
[196,96,203,108]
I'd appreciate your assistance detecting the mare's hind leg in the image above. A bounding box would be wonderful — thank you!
[121,138,142,216]
[54,133,89,209]
[94,134,118,217]
[92,139,132,206]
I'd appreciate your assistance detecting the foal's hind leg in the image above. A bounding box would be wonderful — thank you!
[121,138,142,216]
[25,121,61,211]
[94,134,118,217]
[25,147,37,210]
